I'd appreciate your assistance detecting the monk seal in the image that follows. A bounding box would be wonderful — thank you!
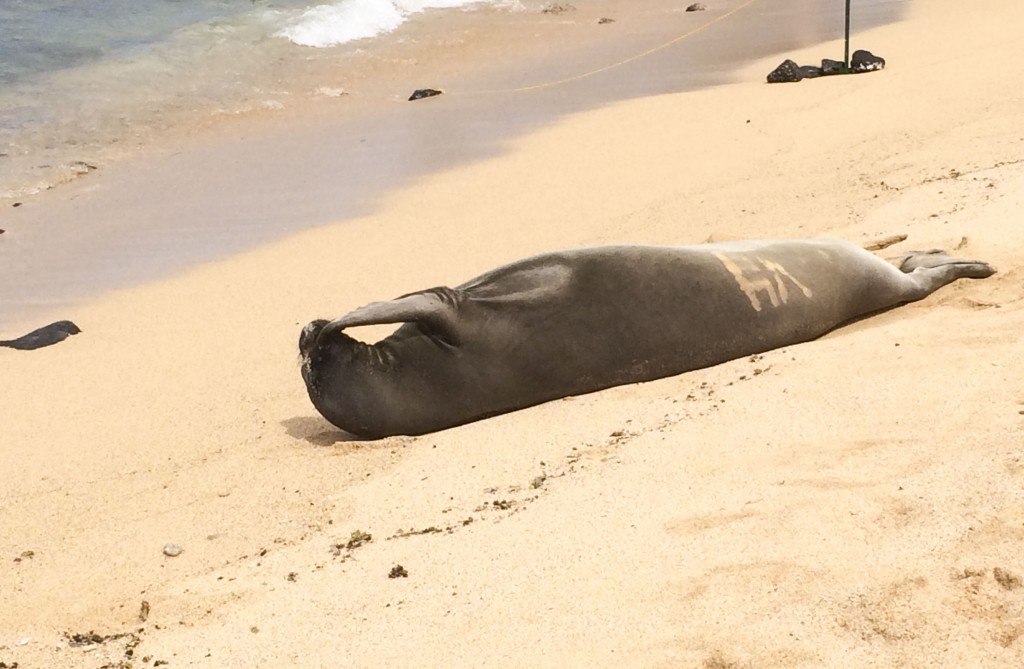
[299,239,994,438]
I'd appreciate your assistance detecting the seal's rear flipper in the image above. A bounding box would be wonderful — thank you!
[891,250,996,278]
[886,250,996,301]
[323,289,460,342]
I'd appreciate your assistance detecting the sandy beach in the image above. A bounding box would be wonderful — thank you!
[3,0,1024,666]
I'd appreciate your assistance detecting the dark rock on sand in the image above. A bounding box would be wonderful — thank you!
[686,3,707,11]
[851,49,886,72]
[822,59,846,75]
[598,17,615,24]
[408,88,444,101]
[767,59,805,83]
[0,320,81,350]
[769,53,882,83]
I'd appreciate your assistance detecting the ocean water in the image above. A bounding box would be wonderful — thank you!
[0,0,498,200]
[0,0,907,329]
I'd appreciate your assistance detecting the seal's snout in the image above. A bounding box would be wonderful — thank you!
[299,319,330,358]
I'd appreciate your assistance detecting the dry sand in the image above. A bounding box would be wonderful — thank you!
[3,0,1024,666]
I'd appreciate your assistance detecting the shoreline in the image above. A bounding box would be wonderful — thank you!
[0,0,903,332]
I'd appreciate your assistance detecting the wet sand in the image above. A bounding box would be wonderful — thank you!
[0,0,901,331]
[3,0,1024,666]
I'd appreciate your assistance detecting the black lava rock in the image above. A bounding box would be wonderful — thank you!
[851,49,885,72]
[767,59,804,83]
[0,320,81,350]
[408,88,443,101]
[821,59,846,75]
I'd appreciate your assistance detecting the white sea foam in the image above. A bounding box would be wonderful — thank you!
[276,0,490,48]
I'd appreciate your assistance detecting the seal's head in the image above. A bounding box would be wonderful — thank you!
[299,318,391,438]
[298,319,330,391]
[299,319,328,357]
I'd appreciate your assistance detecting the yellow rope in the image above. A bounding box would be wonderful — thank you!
[457,0,762,96]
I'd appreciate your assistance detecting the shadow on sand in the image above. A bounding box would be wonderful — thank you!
[280,415,365,446]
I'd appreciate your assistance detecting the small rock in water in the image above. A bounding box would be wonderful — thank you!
[541,3,575,13]
[851,49,885,72]
[162,544,184,557]
[685,3,707,11]
[408,88,444,101]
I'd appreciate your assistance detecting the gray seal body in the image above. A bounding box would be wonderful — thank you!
[299,239,994,438]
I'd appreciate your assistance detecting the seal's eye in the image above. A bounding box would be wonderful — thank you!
[299,319,330,357]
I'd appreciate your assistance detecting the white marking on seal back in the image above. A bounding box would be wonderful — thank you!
[712,253,813,312]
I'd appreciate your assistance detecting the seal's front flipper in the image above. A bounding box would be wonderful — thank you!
[323,288,460,342]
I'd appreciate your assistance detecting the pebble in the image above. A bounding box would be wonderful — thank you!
[162,544,184,557]
[408,88,443,101]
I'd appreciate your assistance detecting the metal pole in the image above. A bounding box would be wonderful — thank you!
[844,0,852,71]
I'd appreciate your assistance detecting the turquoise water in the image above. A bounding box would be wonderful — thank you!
[0,0,906,329]
[0,1,264,85]
[0,0,495,199]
